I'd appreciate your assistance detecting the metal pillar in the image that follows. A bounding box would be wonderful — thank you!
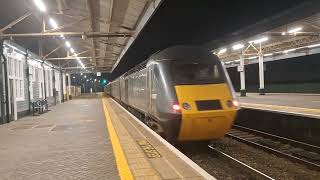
[67,74,71,100]
[25,50,31,112]
[0,41,5,124]
[1,44,10,123]
[239,55,246,96]
[258,54,265,95]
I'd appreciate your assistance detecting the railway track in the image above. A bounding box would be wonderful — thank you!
[208,145,274,180]
[227,125,320,170]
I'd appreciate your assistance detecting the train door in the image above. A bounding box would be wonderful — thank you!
[124,78,129,103]
[148,68,156,115]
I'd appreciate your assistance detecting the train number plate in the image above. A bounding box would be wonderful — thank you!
[137,139,162,158]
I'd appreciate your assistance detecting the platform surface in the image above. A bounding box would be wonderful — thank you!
[0,95,213,180]
[0,96,119,180]
[238,93,320,118]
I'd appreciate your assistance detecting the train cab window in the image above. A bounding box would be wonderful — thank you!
[171,62,225,85]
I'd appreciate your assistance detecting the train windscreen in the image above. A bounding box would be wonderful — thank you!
[171,62,225,85]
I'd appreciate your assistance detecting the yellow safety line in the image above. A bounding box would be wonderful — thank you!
[241,102,320,113]
[102,98,134,180]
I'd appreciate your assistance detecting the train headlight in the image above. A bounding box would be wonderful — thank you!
[182,103,191,110]
[227,100,239,108]
[172,104,181,111]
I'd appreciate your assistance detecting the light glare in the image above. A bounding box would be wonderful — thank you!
[218,48,227,54]
[49,18,58,29]
[288,27,302,33]
[65,41,71,48]
[232,43,244,50]
[33,0,46,12]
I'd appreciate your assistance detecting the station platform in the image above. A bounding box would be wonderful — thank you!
[238,93,320,119]
[0,94,213,180]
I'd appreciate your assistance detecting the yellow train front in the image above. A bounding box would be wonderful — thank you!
[106,46,238,142]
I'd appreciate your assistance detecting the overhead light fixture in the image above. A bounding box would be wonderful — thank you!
[249,37,269,44]
[307,43,320,48]
[247,56,257,60]
[218,48,227,54]
[283,48,296,53]
[234,59,240,62]
[33,0,46,12]
[264,53,273,57]
[77,58,85,69]
[281,32,286,36]
[65,41,71,48]
[70,48,75,53]
[288,27,302,34]
[49,18,58,30]
[232,44,244,50]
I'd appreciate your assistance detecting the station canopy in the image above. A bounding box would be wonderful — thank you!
[0,0,160,74]
[213,13,320,66]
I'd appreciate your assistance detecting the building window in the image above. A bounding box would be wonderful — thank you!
[7,54,24,101]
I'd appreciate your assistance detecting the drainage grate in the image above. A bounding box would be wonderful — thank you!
[137,139,161,158]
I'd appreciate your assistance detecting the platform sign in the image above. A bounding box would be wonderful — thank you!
[97,72,101,76]
[237,65,244,72]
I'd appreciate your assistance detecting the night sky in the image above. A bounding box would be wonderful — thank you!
[110,0,320,80]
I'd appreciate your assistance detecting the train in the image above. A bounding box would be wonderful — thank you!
[105,45,238,142]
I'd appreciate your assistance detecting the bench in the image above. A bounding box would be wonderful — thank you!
[31,99,48,115]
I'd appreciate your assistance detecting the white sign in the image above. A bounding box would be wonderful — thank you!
[237,65,244,72]
[97,72,101,76]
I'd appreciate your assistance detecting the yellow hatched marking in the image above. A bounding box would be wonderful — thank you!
[102,98,134,180]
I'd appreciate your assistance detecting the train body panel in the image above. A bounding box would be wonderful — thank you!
[175,83,237,141]
[105,45,238,142]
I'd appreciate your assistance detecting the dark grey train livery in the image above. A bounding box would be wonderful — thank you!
[106,46,238,142]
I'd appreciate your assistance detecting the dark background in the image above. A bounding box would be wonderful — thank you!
[227,53,320,93]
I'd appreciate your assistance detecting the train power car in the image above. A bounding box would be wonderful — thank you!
[105,45,238,142]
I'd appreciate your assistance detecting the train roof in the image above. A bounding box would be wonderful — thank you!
[149,45,216,61]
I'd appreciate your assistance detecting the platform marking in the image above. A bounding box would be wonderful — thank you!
[137,140,162,158]
[102,99,134,180]
[241,102,320,118]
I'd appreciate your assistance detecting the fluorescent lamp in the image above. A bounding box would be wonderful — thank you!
[283,48,296,53]
[249,37,269,44]
[232,44,244,50]
[234,59,240,62]
[288,27,302,33]
[65,41,71,48]
[218,48,227,54]
[77,58,85,69]
[264,53,273,57]
[308,43,320,48]
[224,61,232,64]
[49,18,58,29]
[70,48,75,53]
[247,56,257,60]
[33,0,46,12]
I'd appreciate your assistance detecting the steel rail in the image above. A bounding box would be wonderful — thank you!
[228,125,320,171]
[208,145,274,180]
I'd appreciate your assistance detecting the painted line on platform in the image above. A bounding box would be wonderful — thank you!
[102,98,134,180]
[241,103,320,119]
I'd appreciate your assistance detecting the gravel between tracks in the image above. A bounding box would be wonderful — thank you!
[178,138,320,180]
